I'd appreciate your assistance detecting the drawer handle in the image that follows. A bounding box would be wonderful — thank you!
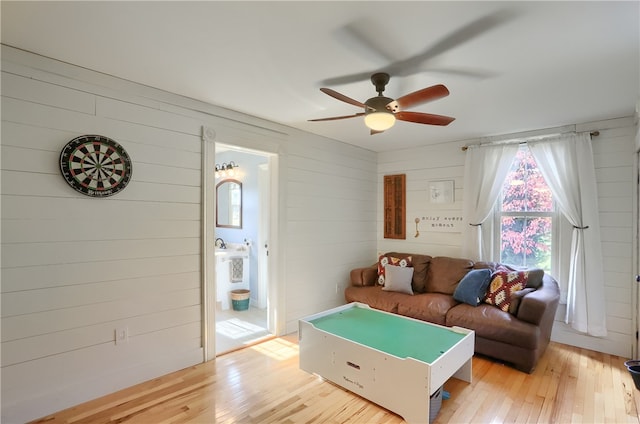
[346,361,360,370]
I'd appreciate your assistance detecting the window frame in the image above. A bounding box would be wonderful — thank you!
[492,145,560,274]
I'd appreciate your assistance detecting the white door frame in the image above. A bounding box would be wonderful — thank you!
[257,164,269,309]
[201,124,282,361]
[202,127,217,361]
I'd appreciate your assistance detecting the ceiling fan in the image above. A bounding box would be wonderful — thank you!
[309,72,454,134]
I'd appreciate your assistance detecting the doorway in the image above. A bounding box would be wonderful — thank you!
[214,144,273,355]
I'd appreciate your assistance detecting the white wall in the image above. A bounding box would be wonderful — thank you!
[377,137,468,257]
[376,117,638,358]
[0,45,377,423]
[283,134,378,330]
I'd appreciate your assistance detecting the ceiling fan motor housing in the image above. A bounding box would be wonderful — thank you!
[364,96,394,113]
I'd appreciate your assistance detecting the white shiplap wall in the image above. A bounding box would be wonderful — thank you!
[1,45,378,423]
[284,135,378,329]
[1,59,205,423]
[377,137,470,257]
[376,117,638,358]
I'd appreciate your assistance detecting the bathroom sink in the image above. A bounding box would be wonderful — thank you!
[215,243,249,257]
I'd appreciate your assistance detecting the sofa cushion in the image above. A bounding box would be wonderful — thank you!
[350,265,379,287]
[377,254,413,285]
[385,252,432,293]
[509,287,537,315]
[484,270,529,312]
[524,269,545,289]
[344,286,404,314]
[425,256,474,295]
[453,269,492,306]
[446,303,539,349]
[397,293,458,326]
[382,265,414,295]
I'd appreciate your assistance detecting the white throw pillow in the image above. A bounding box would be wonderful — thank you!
[382,264,414,295]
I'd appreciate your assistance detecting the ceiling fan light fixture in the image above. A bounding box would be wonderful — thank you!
[364,110,396,131]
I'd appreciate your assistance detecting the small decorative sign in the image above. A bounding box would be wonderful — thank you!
[429,180,454,204]
[422,215,463,232]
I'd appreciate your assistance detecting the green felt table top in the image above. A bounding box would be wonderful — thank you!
[309,305,466,363]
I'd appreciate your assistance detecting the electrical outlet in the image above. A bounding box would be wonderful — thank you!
[335,283,339,294]
[115,327,129,345]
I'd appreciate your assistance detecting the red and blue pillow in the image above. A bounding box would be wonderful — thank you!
[377,254,413,286]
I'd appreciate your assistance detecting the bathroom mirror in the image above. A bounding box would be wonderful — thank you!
[216,179,242,228]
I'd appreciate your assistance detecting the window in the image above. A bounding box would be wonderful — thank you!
[495,146,556,273]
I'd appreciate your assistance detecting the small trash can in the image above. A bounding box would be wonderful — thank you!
[230,289,250,311]
[625,360,640,390]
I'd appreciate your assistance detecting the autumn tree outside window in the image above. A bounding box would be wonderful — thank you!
[495,145,557,273]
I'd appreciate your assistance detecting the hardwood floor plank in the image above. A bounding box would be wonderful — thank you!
[30,337,640,424]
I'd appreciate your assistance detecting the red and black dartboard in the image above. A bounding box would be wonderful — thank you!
[59,135,132,197]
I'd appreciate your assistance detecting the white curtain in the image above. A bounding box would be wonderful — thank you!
[529,133,607,337]
[462,144,519,260]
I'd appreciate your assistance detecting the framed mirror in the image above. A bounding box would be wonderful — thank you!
[216,179,242,228]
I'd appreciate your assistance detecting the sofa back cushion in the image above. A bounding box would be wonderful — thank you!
[385,252,432,293]
[426,256,474,294]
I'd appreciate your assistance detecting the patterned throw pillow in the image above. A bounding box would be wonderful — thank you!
[377,255,413,285]
[484,270,529,312]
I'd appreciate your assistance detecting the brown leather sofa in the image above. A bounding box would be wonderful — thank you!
[345,252,561,373]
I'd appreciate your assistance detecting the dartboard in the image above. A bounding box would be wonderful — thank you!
[59,135,132,197]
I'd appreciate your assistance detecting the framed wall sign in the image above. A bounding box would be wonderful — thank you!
[429,180,454,204]
[59,135,132,197]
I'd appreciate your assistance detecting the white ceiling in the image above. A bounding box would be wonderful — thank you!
[2,1,638,152]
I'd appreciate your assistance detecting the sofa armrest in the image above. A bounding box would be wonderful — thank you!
[516,274,560,326]
[350,264,378,287]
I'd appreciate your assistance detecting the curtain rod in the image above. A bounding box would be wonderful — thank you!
[461,130,600,151]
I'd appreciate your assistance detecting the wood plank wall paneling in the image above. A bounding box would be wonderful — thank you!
[1,45,380,423]
[376,118,637,359]
[377,139,469,257]
[283,136,378,331]
[1,59,206,422]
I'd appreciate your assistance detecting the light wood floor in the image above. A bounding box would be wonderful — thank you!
[31,335,640,424]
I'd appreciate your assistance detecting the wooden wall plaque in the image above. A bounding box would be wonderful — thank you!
[383,174,406,239]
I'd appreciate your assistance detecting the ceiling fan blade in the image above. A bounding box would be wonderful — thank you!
[319,71,380,87]
[385,9,517,78]
[395,111,455,126]
[336,19,399,66]
[319,10,515,87]
[320,88,367,108]
[391,84,450,111]
[422,10,516,61]
[308,112,365,122]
